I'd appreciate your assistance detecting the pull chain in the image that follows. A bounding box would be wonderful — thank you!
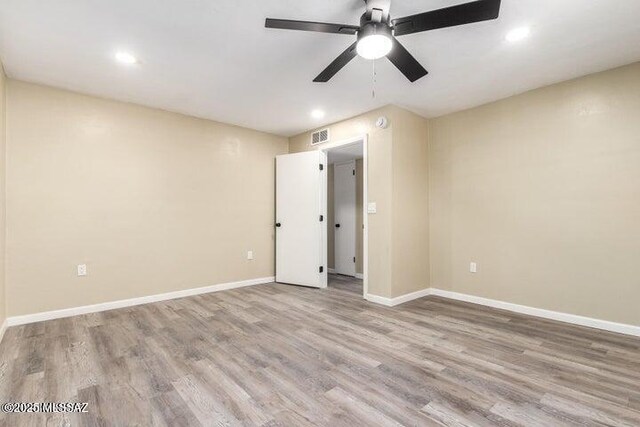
[372,59,377,99]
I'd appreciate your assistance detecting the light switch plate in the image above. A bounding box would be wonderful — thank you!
[77,264,87,276]
[247,251,254,260]
[470,262,477,273]
[367,202,377,214]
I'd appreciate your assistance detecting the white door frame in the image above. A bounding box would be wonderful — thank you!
[318,135,368,298]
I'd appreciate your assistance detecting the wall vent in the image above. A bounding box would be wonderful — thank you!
[311,128,330,145]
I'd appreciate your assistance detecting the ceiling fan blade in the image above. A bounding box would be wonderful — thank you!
[265,18,359,35]
[386,38,428,82]
[392,0,501,37]
[313,42,359,82]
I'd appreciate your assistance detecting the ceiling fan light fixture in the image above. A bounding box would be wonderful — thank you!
[356,22,393,60]
[357,34,393,60]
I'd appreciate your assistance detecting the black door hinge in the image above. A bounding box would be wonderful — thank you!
[319,266,324,273]
[319,215,324,222]
[319,164,324,171]
[353,169,355,176]
[353,257,356,263]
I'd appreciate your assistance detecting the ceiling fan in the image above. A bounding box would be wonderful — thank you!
[265,0,501,83]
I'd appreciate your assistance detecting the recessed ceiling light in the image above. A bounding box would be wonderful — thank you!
[115,51,138,65]
[311,109,325,119]
[505,27,531,43]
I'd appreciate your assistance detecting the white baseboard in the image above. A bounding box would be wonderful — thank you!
[0,319,7,344]
[366,288,431,307]
[355,273,364,279]
[366,287,640,337]
[328,268,336,274]
[6,276,275,327]
[429,289,640,337]
[6,278,638,338]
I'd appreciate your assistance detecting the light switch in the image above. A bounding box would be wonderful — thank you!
[470,262,477,273]
[247,251,254,260]
[367,202,377,214]
[77,264,87,276]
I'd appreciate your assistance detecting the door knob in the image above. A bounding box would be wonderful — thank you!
[335,224,341,228]
[276,223,281,227]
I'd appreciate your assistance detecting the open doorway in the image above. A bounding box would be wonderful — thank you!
[321,138,366,297]
[274,135,367,297]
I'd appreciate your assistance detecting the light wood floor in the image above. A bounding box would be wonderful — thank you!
[1,275,639,426]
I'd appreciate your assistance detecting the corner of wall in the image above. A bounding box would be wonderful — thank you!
[0,61,7,333]
[425,62,640,325]
[388,107,430,298]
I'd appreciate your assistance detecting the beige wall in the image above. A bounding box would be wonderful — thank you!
[327,160,364,274]
[391,110,429,297]
[6,81,288,316]
[0,64,6,326]
[5,60,635,327]
[356,159,363,274]
[429,62,640,325]
[290,105,430,298]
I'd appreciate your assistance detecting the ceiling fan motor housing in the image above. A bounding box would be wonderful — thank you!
[358,14,392,42]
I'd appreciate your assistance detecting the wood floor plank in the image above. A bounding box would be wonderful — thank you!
[1,274,639,426]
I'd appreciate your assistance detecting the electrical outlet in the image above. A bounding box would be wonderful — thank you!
[247,251,254,260]
[470,262,477,273]
[77,264,87,276]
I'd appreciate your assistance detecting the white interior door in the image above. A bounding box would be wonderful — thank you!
[334,161,356,277]
[276,151,327,288]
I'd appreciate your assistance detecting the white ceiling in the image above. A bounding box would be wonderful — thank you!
[1,0,640,137]
[328,142,363,165]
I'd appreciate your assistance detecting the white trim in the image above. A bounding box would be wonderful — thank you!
[362,136,369,299]
[0,319,7,344]
[6,276,275,327]
[5,280,638,337]
[364,294,394,306]
[318,134,369,300]
[366,288,431,307]
[429,289,640,337]
[365,287,640,337]
[319,150,328,289]
[328,268,336,274]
